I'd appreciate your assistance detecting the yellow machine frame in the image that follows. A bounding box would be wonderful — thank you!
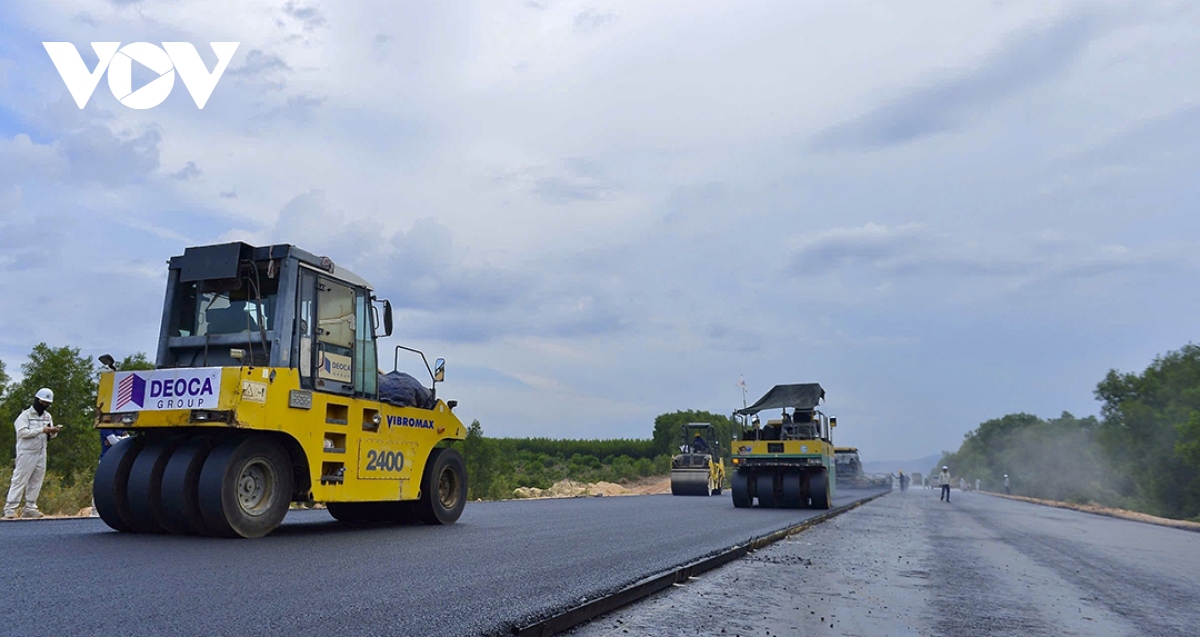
[96,367,464,503]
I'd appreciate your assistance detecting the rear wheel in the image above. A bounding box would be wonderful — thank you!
[781,469,804,508]
[755,472,777,508]
[375,501,418,523]
[198,436,294,538]
[125,437,184,533]
[93,436,144,532]
[328,501,418,524]
[415,448,466,525]
[160,436,215,535]
[809,468,831,509]
[731,470,751,508]
[327,502,377,523]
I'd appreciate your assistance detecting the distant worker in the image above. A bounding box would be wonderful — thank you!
[691,433,709,454]
[4,388,60,519]
[975,478,980,492]
[1004,474,1010,495]
[781,409,792,424]
[939,466,952,502]
[959,477,966,491]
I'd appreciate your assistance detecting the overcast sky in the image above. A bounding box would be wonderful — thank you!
[2,0,1198,462]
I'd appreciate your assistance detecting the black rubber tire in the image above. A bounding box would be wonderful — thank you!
[731,470,751,508]
[756,472,777,508]
[93,436,145,532]
[160,436,215,535]
[376,501,418,523]
[415,448,466,525]
[198,436,294,538]
[810,468,831,509]
[327,502,376,523]
[125,437,184,533]
[781,469,804,509]
[329,501,419,524]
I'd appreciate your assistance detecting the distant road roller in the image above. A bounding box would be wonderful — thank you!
[670,423,725,496]
[730,383,836,509]
[93,242,467,538]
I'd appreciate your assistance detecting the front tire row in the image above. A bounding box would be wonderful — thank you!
[730,468,832,510]
[93,435,467,538]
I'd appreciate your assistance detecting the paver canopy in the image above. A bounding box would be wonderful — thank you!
[736,383,825,415]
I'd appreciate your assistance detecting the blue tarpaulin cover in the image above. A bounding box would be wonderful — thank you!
[378,371,435,409]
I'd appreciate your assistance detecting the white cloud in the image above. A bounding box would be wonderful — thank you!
[1,0,1199,460]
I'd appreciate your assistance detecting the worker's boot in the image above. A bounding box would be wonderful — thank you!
[23,508,43,519]
[2,510,16,520]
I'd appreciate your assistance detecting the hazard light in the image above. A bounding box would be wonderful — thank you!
[190,409,234,423]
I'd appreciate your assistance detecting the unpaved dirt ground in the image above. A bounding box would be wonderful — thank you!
[568,489,1200,637]
[512,476,671,499]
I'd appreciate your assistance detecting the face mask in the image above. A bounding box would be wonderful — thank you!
[33,401,46,415]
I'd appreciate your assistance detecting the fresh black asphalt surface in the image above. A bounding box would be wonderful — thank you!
[570,487,1200,636]
[0,488,886,637]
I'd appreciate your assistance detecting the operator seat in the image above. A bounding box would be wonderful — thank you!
[206,300,258,334]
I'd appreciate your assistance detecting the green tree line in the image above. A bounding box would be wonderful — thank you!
[459,409,741,501]
[459,420,672,501]
[938,343,1200,521]
[490,437,659,461]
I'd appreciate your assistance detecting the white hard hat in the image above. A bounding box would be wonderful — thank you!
[35,388,54,404]
[1004,474,1008,478]
[942,466,948,470]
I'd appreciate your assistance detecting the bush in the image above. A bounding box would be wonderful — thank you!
[0,460,93,516]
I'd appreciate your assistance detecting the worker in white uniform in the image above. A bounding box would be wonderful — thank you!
[4,388,60,519]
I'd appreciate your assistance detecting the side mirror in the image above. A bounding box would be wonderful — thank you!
[830,417,837,428]
[383,300,394,337]
[433,357,445,383]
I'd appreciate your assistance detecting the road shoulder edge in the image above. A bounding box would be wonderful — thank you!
[513,488,894,637]
[983,491,1200,533]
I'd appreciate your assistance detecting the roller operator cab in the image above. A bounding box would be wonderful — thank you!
[730,383,836,509]
[93,242,468,538]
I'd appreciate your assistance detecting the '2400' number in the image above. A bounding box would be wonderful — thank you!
[365,449,405,472]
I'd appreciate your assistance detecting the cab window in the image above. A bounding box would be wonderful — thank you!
[315,278,356,395]
[355,291,378,399]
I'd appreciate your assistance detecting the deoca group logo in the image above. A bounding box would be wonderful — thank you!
[43,42,239,110]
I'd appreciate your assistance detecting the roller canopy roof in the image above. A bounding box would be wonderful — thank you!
[736,383,825,415]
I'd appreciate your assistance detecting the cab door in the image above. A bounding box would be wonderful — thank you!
[294,269,357,396]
